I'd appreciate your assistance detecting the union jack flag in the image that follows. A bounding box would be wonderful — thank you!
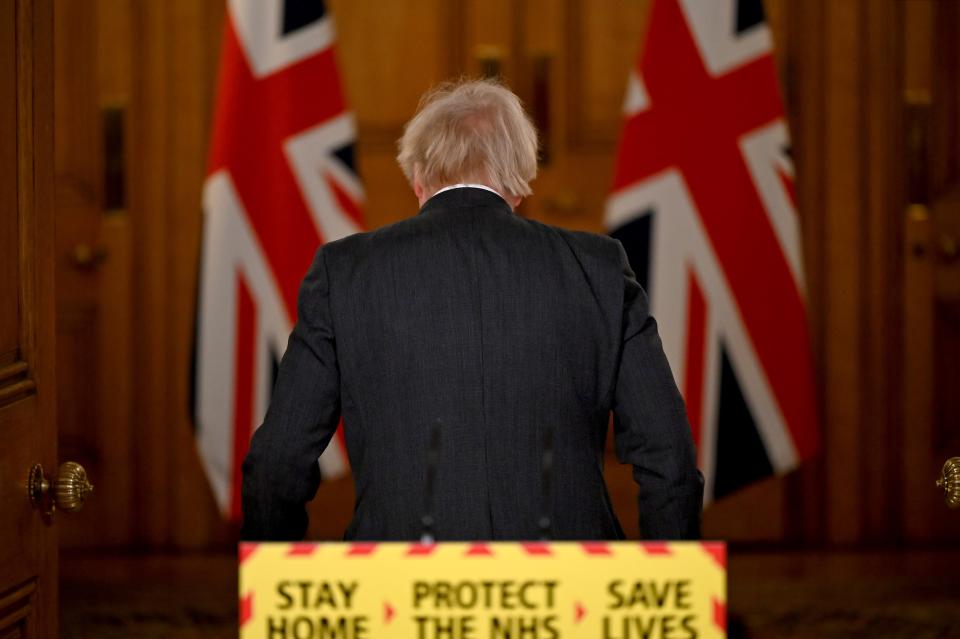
[606,0,818,502]
[195,0,363,519]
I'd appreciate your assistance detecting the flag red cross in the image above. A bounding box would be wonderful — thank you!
[613,0,816,458]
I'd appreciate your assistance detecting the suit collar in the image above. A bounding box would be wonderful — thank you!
[418,186,513,216]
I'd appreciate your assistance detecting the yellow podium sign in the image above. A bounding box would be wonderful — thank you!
[240,541,726,639]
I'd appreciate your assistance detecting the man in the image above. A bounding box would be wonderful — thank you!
[241,79,703,541]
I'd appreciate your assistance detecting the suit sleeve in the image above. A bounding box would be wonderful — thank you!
[610,242,704,539]
[240,247,342,540]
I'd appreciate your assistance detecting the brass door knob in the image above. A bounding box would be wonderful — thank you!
[28,462,94,517]
[939,235,959,263]
[69,243,108,270]
[936,457,960,508]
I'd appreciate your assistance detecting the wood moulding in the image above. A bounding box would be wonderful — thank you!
[0,578,36,634]
[0,360,34,408]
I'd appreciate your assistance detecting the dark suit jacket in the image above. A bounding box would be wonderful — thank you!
[241,187,703,541]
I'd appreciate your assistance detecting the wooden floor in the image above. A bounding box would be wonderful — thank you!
[61,553,237,639]
[60,549,960,638]
[726,550,960,638]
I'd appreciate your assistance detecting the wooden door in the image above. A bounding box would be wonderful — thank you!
[0,0,58,636]
[329,0,648,233]
[903,0,960,542]
[53,0,135,549]
[44,0,234,552]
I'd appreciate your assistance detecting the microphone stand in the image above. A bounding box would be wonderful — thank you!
[420,419,442,544]
[539,427,555,541]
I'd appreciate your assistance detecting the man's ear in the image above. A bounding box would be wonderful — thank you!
[412,167,429,205]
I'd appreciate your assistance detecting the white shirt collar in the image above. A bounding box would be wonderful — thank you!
[431,183,502,199]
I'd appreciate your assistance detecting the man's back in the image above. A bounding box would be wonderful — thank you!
[241,187,702,540]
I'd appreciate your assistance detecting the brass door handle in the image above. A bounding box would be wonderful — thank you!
[28,462,94,517]
[70,244,108,270]
[937,457,960,508]
[938,235,959,263]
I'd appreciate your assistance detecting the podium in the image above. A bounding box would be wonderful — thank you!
[239,541,726,638]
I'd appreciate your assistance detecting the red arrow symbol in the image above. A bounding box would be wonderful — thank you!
[240,592,253,626]
[384,601,395,624]
[574,601,587,623]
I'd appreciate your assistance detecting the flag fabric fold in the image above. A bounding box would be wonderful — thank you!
[196,0,362,520]
[606,0,818,502]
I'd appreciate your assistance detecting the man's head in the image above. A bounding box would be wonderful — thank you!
[397,79,539,209]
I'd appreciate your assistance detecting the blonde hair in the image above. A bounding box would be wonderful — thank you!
[397,79,539,198]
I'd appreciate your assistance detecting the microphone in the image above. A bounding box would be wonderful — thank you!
[539,427,555,541]
[420,419,442,544]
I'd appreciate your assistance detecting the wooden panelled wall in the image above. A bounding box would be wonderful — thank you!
[53,0,959,550]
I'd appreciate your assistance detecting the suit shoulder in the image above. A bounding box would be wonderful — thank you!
[314,214,436,275]
[524,220,624,265]
[318,214,411,255]
[328,212,440,249]
[319,228,371,259]
[565,228,624,256]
